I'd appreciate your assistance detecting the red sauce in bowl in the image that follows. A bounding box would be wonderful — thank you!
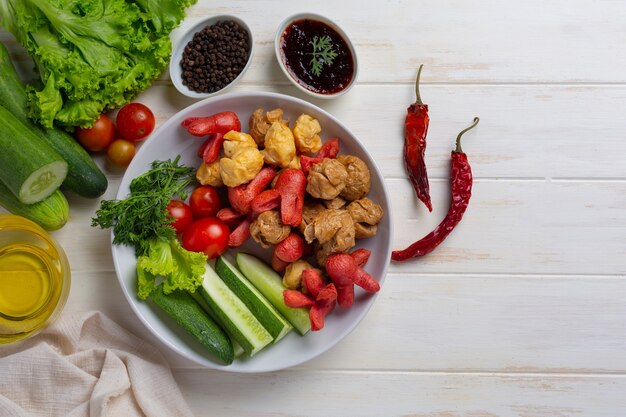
[279,19,355,95]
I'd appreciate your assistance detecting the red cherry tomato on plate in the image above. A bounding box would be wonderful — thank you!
[189,185,222,218]
[166,200,194,234]
[75,113,115,151]
[116,103,155,141]
[181,217,230,259]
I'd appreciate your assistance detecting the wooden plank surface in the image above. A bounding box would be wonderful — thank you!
[2,0,626,416]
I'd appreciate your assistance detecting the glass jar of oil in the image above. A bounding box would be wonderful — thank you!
[0,214,70,344]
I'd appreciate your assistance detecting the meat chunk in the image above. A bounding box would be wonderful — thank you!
[249,210,291,248]
[303,208,356,265]
[220,147,264,187]
[322,196,348,210]
[263,121,298,168]
[347,198,384,238]
[219,131,264,187]
[222,130,257,157]
[306,158,348,200]
[337,155,371,201]
[292,114,322,154]
[298,201,326,234]
[249,108,286,146]
[196,160,223,187]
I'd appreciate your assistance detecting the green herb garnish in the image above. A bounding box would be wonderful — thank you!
[309,35,338,76]
[92,156,195,256]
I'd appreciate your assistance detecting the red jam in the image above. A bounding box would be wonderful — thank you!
[279,19,354,95]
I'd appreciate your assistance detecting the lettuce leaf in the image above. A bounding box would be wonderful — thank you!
[0,0,196,128]
[136,238,207,300]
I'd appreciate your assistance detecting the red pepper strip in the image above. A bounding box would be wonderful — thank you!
[350,248,371,268]
[315,283,338,307]
[283,290,315,308]
[404,65,432,212]
[216,207,245,225]
[302,269,325,298]
[250,189,281,218]
[392,117,480,261]
[336,284,354,308]
[271,252,289,272]
[273,232,304,263]
[197,136,210,158]
[352,268,380,293]
[274,168,306,227]
[325,253,357,286]
[227,217,252,247]
[227,167,276,214]
[300,138,340,176]
[201,133,225,164]
[310,302,335,331]
[181,111,241,136]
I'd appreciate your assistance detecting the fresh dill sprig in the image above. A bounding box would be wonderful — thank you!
[91,156,196,256]
[309,35,338,76]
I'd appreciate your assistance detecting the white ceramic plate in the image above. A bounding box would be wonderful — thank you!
[111,92,393,372]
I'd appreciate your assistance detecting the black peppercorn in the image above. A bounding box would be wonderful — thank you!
[180,20,250,94]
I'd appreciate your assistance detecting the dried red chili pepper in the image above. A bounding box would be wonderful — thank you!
[392,117,480,261]
[403,64,432,212]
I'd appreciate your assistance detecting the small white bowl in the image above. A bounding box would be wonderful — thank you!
[275,13,359,99]
[170,15,254,99]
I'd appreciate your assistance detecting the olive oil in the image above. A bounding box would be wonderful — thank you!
[0,215,70,343]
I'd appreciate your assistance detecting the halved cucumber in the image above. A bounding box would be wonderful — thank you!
[216,256,292,342]
[198,263,273,356]
[189,290,246,358]
[236,253,311,335]
[0,105,67,204]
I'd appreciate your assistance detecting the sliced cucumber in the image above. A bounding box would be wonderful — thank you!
[150,284,234,365]
[198,263,273,356]
[0,105,67,204]
[216,256,293,343]
[189,290,245,358]
[236,253,311,335]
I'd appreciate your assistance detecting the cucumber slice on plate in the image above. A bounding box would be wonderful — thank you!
[216,256,293,342]
[150,284,234,365]
[189,290,246,358]
[236,253,311,336]
[198,263,273,356]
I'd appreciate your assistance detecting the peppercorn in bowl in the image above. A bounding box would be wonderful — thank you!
[170,15,254,99]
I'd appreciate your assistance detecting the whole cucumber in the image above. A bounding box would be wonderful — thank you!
[0,182,69,231]
[150,284,235,365]
[0,43,108,198]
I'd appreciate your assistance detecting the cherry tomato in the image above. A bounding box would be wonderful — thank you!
[75,113,115,151]
[116,103,155,141]
[166,200,194,234]
[106,139,136,166]
[181,217,230,259]
[189,185,222,218]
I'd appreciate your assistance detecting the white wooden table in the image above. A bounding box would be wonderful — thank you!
[3,1,626,415]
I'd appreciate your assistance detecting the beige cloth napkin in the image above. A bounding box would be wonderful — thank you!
[0,311,194,417]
